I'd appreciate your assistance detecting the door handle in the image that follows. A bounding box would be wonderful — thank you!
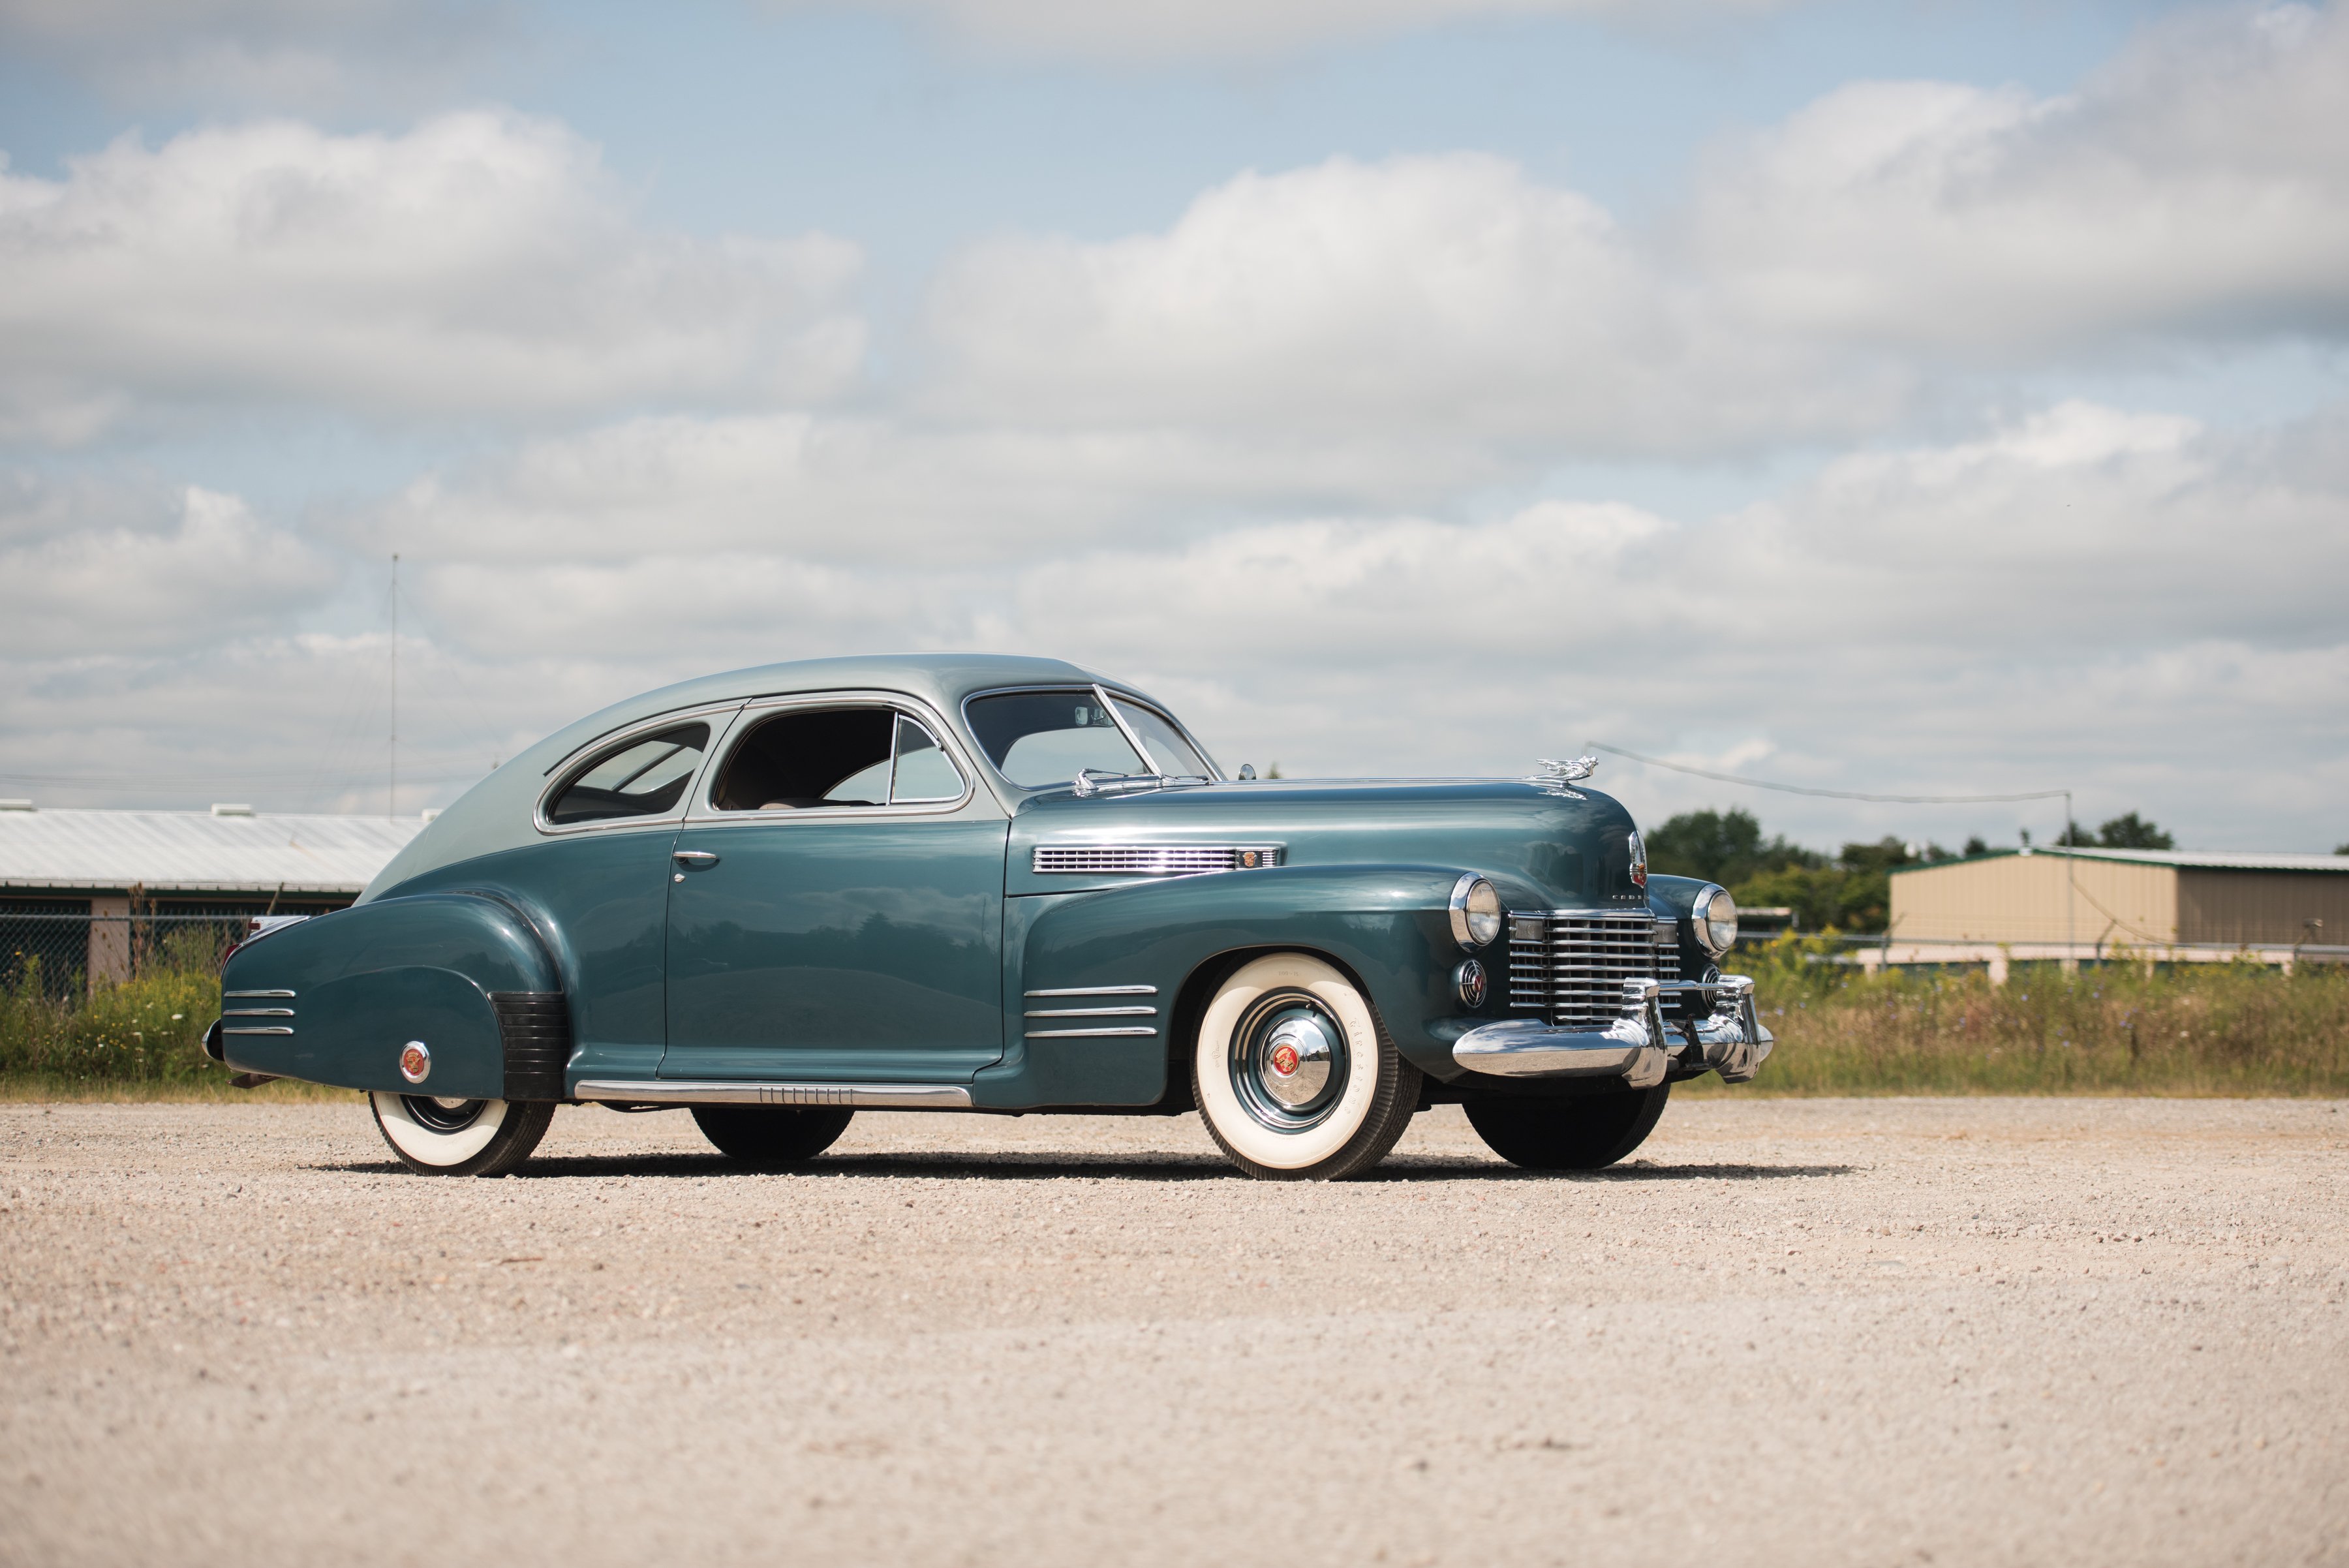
[673,850,720,867]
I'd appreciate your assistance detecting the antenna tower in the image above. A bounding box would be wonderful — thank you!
[389,553,399,821]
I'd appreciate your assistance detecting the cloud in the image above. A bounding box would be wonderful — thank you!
[239,395,2335,842]
[0,484,337,655]
[925,6,2349,454]
[767,0,1787,63]
[4,395,2340,844]
[0,0,512,112]
[361,406,1543,577]
[0,112,865,440]
[928,153,1897,457]
[1690,3,2349,353]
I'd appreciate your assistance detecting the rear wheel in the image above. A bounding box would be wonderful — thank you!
[1192,953,1421,1180]
[691,1105,854,1170]
[370,1093,555,1177]
[1465,1083,1670,1171]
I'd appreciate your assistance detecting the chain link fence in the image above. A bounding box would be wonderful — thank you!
[0,906,305,1000]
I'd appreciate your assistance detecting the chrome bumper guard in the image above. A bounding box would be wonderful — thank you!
[1451,976,1773,1088]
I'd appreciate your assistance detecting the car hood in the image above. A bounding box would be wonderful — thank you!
[1006,778,1646,910]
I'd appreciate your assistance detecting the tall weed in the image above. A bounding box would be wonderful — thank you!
[1701,932,2349,1095]
[0,961,223,1085]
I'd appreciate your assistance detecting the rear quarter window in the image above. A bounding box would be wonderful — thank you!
[546,723,712,825]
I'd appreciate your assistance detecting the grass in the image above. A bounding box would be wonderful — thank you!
[5,940,2344,1102]
[1680,933,2349,1097]
[0,952,360,1101]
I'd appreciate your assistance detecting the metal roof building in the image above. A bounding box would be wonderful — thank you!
[0,804,425,900]
[1883,844,2349,974]
[0,804,428,991]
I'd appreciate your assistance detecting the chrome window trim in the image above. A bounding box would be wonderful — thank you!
[683,689,981,825]
[1099,684,1225,782]
[959,683,1226,793]
[533,701,745,838]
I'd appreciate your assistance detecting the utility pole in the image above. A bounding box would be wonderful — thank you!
[389,553,399,822]
[2064,788,2076,976]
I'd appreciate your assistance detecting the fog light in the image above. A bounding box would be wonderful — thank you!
[398,1041,431,1084]
[1454,959,1488,1009]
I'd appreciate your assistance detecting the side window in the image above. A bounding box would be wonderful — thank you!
[711,707,970,811]
[712,707,895,810]
[890,715,964,803]
[547,723,710,825]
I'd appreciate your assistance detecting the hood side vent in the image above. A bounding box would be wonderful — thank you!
[1032,844,1283,876]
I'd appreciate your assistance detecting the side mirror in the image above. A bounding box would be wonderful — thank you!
[1237,763,1257,780]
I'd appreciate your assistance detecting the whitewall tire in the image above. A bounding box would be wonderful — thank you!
[370,1092,555,1177]
[1191,953,1421,1180]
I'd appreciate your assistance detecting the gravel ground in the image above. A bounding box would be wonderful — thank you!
[2,1096,2344,1567]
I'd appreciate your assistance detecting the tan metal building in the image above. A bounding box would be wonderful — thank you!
[1888,846,2349,957]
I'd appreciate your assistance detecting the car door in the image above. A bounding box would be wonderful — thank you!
[450,709,729,1083]
[660,696,1009,1084]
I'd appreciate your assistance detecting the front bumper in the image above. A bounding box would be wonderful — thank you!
[1451,976,1773,1088]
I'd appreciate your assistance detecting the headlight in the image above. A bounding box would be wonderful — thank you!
[1449,874,1503,949]
[1693,884,1738,958]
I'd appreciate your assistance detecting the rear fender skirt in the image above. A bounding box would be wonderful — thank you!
[216,893,570,1098]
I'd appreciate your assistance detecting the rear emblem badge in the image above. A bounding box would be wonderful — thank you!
[1268,1043,1300,1077]
[398,1041,432,1084]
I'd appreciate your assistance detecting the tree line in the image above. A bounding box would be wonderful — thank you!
[1644,808,2175,934]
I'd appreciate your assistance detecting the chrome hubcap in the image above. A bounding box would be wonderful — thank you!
[1229,991,1349,1132]
[1259,1014,1335,1107]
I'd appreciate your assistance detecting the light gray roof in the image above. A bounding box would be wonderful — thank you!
[1896,846,2349,876]
[0,807,426,895]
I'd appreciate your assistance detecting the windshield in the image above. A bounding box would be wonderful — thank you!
[965,688,1214,788]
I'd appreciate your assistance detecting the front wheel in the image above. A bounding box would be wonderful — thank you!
[1192,953,1421,1180]
[371,1093,555,1176]
[1464,1083,1670,1171]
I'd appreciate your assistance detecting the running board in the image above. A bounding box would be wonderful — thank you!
[570,1080,972,1109]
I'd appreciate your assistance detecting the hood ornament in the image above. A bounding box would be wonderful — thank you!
[1531,756,1599,798]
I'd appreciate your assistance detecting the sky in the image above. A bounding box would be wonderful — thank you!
[0,0,2344,854]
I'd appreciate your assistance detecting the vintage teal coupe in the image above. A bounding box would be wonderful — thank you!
[209,655,1769,1179]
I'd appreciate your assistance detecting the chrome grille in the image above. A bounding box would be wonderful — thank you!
[1507,913,1680,1028]
[1032,844,1283,876]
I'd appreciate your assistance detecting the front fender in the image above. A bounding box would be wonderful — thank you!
[216,893,567,1099]
[981,863,1494,1107]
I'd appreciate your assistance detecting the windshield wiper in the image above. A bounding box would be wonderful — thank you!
[1069,768,1215,798]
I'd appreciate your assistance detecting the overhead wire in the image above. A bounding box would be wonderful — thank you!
[1586,743,2070,805]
